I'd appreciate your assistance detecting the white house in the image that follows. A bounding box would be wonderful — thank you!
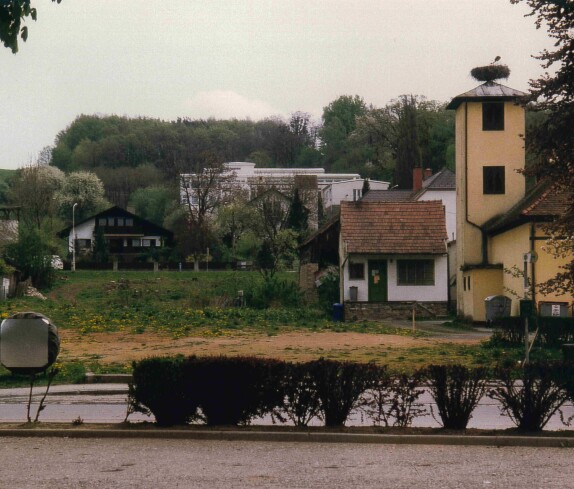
[321,178,390,212]
[339,200,449,319]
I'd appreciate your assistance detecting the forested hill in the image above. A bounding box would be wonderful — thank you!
[49,95,456,186]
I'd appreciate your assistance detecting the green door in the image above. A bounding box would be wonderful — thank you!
[368,260,388,302]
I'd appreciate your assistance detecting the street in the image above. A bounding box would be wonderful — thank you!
[1,384,573,430]
[0,438,572,488]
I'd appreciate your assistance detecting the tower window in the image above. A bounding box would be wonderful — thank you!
[482,102,504,131]
[483,166,505,194]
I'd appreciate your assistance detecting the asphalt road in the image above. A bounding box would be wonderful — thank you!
[1,384,573,430]
[0,438,572,488]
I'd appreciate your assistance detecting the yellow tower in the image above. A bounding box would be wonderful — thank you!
[447,81,527,320]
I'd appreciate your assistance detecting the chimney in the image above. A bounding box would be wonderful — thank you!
[424,168,433,180]
[413,167,423,191]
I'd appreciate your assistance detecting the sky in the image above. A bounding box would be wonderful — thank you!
[0,0,553,170]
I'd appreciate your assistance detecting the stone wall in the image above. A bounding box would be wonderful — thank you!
[344,301,449,321]
[299,262,319,302]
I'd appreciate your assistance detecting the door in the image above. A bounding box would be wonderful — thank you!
[368,260,388,302]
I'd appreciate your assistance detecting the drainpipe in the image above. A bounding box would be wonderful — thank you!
[530,222,536,307]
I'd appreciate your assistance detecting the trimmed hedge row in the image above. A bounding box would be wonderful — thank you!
[492,316,574,346]
[129,357,574,432]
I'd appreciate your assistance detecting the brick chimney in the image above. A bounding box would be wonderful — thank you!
[413,167,423,191]
[424,168,433,180]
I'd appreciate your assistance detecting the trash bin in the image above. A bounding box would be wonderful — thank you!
[484,295,511,325]
[349,286,358,302]
[332,303,344,322]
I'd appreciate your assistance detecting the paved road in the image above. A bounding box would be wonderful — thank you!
[1,384,572,430]
[0,438,571,488]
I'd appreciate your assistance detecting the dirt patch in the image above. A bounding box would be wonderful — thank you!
[58,329,485,365]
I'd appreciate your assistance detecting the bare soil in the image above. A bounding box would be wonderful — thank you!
[58,324,488,365]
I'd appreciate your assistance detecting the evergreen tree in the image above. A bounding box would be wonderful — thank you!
[361,178,370,196]
[287,189,309,240]
[394,95,422,189]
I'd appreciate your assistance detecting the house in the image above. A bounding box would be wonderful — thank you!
[300,199,449,319]
[58,206,173,263]
[321,178,390,215]
[447,79,573,321]
[339,200,448,320]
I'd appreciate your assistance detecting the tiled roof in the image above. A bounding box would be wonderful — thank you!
[340,201,447,255]
[483,181,572,234]
[446,82,526,110]
[361,190,414,202]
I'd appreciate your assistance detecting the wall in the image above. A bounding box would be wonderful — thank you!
[460,268,503,322]
[345,301,449,321]
[417,190,456,242]
[342,254,448,302]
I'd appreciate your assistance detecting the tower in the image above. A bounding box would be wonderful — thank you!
[447,80,527,320]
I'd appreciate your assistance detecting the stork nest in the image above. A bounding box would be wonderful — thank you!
[470,64,510,82]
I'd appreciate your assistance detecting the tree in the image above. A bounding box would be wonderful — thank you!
[0,0,61,53]
[129,185,175,226]
[394,95,422,189]
[57,171,109,222]
[286,188,309,241]
[511,0,574,294]
[362,178,370,195]
[320,95,368,169]
[8,164,65,229]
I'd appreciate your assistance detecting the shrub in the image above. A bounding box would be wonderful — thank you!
[488,362,570,432]
[307,358,382,427]
[129,356,199,426]
[245,276,302,309]
[491,317,525,344]
[424,364,489,430]
[537,317,574,347]
[193,356,287,426]
[383,372,427,427]
[274,362,322,427]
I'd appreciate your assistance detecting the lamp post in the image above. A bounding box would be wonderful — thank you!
[72,203,78,272]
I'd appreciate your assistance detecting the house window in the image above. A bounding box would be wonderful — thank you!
[397,259,435,286]
[117,218,124,226]
[353,189,362,201]
[349,262,365,280]
[132,239,141,247]
[483,166,505,194]
[98,218,107,226]
[107,217,115,226]
[125,218,134,226]
[76,239,91,249]
[482,102,504,131]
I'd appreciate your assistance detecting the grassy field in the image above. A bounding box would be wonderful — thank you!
[0,270,560,386]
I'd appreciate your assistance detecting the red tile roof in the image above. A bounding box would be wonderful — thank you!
[340,201,447,255]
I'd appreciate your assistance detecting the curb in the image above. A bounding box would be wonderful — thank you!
[0,429,572,447]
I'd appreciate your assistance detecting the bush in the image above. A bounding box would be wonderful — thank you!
[381,372,427,427]
[491,317,525,344]
[307,358,383,427]
[129,356,200,426]
[488,362,570,432]
[424,364,489,430]
[193,356,286,426]
[245,276,302,309]
[274,362,322,426]
[537,317,574,347]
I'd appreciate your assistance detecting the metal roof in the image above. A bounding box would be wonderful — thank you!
[446,82,527,110]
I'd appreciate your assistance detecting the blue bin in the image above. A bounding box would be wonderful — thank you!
[332,303,344,322]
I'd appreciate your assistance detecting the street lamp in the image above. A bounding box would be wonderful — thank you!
[72,203,78,272]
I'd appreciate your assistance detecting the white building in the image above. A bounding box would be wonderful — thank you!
[322,178,390,212]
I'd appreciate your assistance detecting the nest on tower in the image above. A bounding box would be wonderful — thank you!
[470,64,510,83]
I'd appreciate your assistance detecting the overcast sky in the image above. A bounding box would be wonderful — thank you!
[0,0,552,170]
